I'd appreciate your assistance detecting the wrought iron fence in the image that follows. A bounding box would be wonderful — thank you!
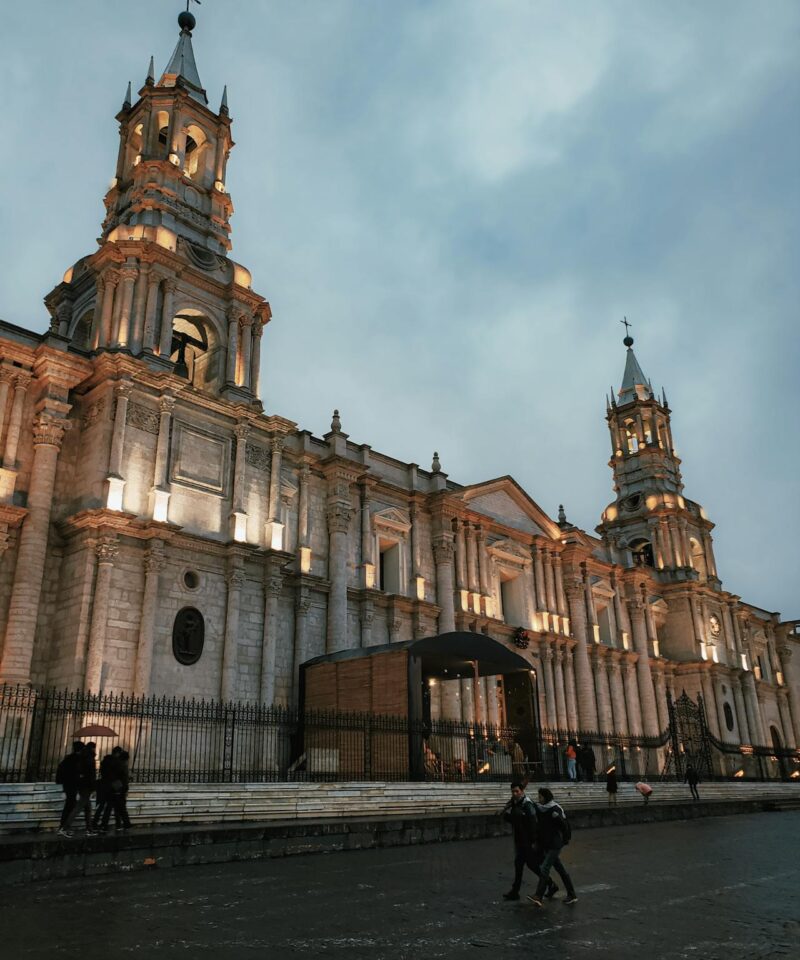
[1,684,797,785]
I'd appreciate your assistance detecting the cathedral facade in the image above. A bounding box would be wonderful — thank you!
[0,13,798,761]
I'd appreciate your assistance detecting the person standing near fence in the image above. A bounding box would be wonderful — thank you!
[606,766,618,806]
[501,781,558,901]
[64,742,98,836]
[684,764,700,801]
[527,787,578,907]
[565,742,578,781]
[56,741,84,836]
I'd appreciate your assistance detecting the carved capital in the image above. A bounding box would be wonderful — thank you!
[270,436,285,455]
[144,543,166,574]
[104,271,120,289]
[327,503,353,534]
[115,380,133,402]
[297,593,312,616]
[266,575,283,598]
[252,318,265,339]
[0,367,15,384]
[234,421,250,441]
[13,372,32,393]
[238,313,253,331]
[119,266,138,284]
[95,536,119,564]
[159,394,176,416]
[564,578,584,604]
[32,414,69,449]
[162,277,178,294]
[432,534,455,565]
[227,571,245,590]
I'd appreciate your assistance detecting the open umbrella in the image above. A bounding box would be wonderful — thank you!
[73,724,118,738]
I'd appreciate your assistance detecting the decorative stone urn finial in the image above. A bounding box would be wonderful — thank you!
[431,451,441,474]
[331,409,342,434]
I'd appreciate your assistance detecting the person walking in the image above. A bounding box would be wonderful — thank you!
[97,747,132,832]
[565,742,578,781]
[606,766,618,806]
[56,741,84,836]
[501,781,558,901]
[580,745,596,783]
[527,787,578,907]
[684,764,700,801]
[64,742,98,836]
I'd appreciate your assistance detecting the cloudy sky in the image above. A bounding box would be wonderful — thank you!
[1,1,798,615]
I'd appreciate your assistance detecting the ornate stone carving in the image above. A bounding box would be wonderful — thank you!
[95,537,119,564]
[159,395,176,416]
[82,397,106,429]
[432,535,455,564]
[144,541,166,574]
[234,422,250,442]
[227,571,245,590]
[296,594,312,616]
[270,436,285,454]
[266,575,284,598]
[126,401,160,434]
[245,442,270,471]
[32,414,69,449]
[327,504,353,534]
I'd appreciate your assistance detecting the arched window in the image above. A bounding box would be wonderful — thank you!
[73,309,94,350]
[630,538,654,568]
[167,310,223,395]
[184,124,210,183]
[624,420,639,454]
[172,607,205,665]
[723,702,734,732]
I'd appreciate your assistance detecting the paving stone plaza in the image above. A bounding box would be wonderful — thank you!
[2,812,798,959]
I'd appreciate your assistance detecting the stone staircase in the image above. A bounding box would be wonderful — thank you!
[1,779,798,834]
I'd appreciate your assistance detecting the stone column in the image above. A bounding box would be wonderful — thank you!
[84,536,119,691]
[564,648,579,731]
[648,519,663,568]
[265,436,285,550]
[409,503,423,598]
[733,675,751,743]
[106,380,132,509]
[532,544,547,613]
[565,580,598,730]
[623,658,643,736]
[742,671,766,745]
[699,668,720,738]
[99,271,118,348]
[593,650,614,733]
[465,523,479,612]
[260,567,284,706]
[668,517,684,567]
[226,307,240,384]
[702,531,717,579]
[608,656,629,734]
[777,647,800,746]
[544,552,557,614]
[0,368,14,446]
[611,574,628,647]
[679,519,693,570]
[291,590,312,705]
[129,263,148,353]
[628,596,660,736]
[553,554,568,619]
[1,374,31,470]
[250,319,263,397]
[239,315,253,391]
[653,668,670,734]
[658,518,674,568]
[0,413,69,683]
[713,675,735,743]
[454,519,467,598]
[114,265,138,348]
[460,677,475,727]
[297,463,311,572]
[583,566,598,643]
[476,526,490,615]
[553,646,568,730]
[777,692,796,750]
[360,482,374,588]
[230,422,249,542]
[540,646,558,730]
[150,395,175,522]
[326,496,354,653]
[220,561,244,701]
[142,270,161,353]
[89,278,104,350]
[157,278,176,358]
[433,533,456,634]
[133,540,165,696]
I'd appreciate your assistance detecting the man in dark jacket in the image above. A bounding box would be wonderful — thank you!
[95,747,132,832]
[501,781,558,901]
[64,742,98,836]
[56,741,84,836]
[580,745,596,783]
[685,764,700,801]
[528,787,578,906]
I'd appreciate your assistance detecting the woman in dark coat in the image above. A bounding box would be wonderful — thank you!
[606,766,618,806]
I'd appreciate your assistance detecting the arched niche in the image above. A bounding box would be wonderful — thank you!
[183,123,212,186]
[689,538,707,580]
[629,537,654,569]
[168,307,224,395]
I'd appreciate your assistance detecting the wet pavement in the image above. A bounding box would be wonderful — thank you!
[2,811,799,959]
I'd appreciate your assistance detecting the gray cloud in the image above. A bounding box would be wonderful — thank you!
[0,1,797,614]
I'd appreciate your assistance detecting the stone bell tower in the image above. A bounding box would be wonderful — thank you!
[597,328,719,585]
[43,9,269,406]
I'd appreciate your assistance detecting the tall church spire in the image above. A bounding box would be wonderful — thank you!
[159,9,207,104]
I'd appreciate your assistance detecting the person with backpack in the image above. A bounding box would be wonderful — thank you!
[527,787,578,907]
[500,780,559,901]
[56,741,84,836]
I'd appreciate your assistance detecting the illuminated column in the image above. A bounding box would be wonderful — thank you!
[699,668,720,738]
[250,319,263,397]
[226,307,240,384]
[476,526,491,616]
[114,265,137,348]
[644,599,660,658]
[583,566,598,642]
[565,580,599,730]
[553,646,568,730]
[0,413,69,684]
[265,436,285,549]
[648,519,663,568]
[668,518,684,567]
[239,315,253,390]
[88,278,104,349]
[777,647,800,745]
[532,543,547,616]
[150,394,175,522]
[593,650,614,733]
[679,519,693,569]
[732,675,751,743]
[623,658,643,736]
[433,533,456,634]
[608,656,629,734]
[220,561,244,701]
[540,646,558,730]
[628,596,660,736]
[454,519,467,599]
[742,671,766,745]
[84,536,119,691]
[157,278,176,357]
[326,488,354,653]
[460,677,475,727]
[133,540,165,696]
[260,567,285,706]
[690,595,705,652]
[129,263,149,353]
[1,373,31,470]
[553,554,568,620]
[0,369,11,447]
[360,482,374,588]
[230,421,249,542]
[99,271,118,348]
[777,691,796,749]
[564,648,578,731]
[465,523,479,612]
[297,463,311,573]
[659,518,674,568]
[544,552,557,614]
[410,503,424,599]
[486,676,500,727]
[142,270,162,353]
[105,380,131,511]
[611,574,629,647]
[702,531,717,579]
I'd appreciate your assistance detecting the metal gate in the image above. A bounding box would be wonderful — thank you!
[666,691,713,780]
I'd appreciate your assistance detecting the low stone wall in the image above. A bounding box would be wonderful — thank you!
[1,796,796,886]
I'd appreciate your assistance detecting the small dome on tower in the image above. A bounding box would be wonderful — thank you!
[178,11,196,33]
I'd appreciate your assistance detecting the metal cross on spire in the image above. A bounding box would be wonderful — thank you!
[620,316,634,347]
[186,0,201,10]
[620,317,631,337]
